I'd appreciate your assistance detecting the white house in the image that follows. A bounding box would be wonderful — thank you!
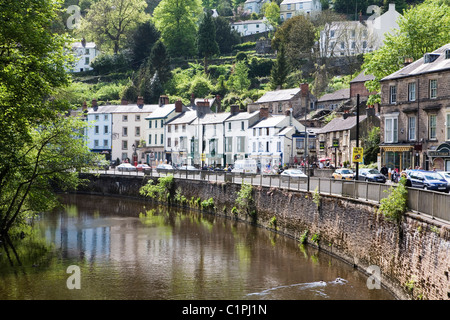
[244,0,270,14]
[280,0,322,21]
[231,18,273,36]
[70,41,99,72]
[366,3,401,49]
[224,107,260,164]
[248,113,305,169]
[86,102,113,160]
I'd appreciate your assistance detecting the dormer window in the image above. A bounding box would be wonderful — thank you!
[445,49,450,59]
[424,53,440,63]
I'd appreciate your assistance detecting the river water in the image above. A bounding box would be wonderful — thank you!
[0,194,395,300]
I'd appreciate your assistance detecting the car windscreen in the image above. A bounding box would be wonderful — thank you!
[341,170,353,174]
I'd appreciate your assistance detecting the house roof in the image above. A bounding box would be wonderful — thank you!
[226,110,260,121]
[256,88,301,103]
[87,104,158,114]
[281,0,308,4]
[72,42,96,49]
[318,88,350,102]
[166,110,198,125]
[252,115,287,128]
[381,43,450,81]
[231,19,267,25]
[145,104,176,120]
[350,71,375,83]
[198,112,232,125]
[277,126,296,136]
[316,115,368,134]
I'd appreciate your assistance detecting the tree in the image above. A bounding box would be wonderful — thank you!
[270,43,289,89]
[78,0,149,54]
[363,0,450,105]
[214,16,241,54]
[261,1,281,33]
[272,15,316,70]
[149,40,172,85]
[129,21,160,70]
[197,11,220,74]
[227,60,251,94]
[152,0,202,57]
[0,0,99,236]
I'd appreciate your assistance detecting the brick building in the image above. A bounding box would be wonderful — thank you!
[379,43,450,171]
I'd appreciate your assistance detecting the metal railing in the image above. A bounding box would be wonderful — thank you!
[90,167,450,223]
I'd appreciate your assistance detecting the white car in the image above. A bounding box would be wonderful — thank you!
[156,164,175,172]
[117,163,136,171]
[179,165,199,171]
[280,169,308,180]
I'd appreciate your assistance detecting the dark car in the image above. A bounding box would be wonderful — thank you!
[407,170,448,192]
[358,168,386,183]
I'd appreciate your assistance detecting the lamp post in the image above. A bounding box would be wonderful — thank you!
[132,144,137,167]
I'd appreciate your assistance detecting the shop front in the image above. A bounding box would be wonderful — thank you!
[380,145,414,171]
[428,143,450,171]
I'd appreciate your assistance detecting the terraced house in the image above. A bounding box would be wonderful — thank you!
[379,43,450,171]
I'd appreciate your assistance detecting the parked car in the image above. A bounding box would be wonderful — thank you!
[332,168,355,180]
[280,169,307,181]
[358,168,386,183]
[117,163,136,172]
[156,164,175,173]
[95,160,110,170]
[435,171,450,192]
[136,164,151,171]
[407,170,448,192]
[179,165,199,171]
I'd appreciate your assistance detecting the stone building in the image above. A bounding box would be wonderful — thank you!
[379,43,450,171]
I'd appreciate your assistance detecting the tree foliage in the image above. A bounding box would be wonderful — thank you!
[363,0,450,105]
[197,11,219,73]
[152,0,202,57]
[78,0,149,54]
[129,20,160,70]
[270,43,289,89]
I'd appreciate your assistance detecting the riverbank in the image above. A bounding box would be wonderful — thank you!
[75,173,450,300]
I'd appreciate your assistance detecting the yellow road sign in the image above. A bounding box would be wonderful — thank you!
[352,147,364,163]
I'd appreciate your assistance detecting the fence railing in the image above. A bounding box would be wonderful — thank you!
[91,168,450,223]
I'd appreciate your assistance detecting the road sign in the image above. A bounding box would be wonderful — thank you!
[352,147,364,163]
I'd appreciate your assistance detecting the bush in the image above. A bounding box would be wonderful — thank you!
[232,42,256,51]
[91,53,131,75]
[378,177,408,223]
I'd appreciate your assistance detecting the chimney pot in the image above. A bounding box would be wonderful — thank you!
[300,83,309,97]
[259,107,269,120]
[175,100,183,113]
[121,98,128,105]
[137,96,144,106]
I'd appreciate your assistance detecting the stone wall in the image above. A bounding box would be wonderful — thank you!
[76,173,450,300]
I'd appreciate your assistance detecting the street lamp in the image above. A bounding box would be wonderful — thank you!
[132,143,137,166]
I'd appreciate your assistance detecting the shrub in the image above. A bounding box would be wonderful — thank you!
[378,177,408,223]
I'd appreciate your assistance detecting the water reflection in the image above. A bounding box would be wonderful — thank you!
[0,194,395,300]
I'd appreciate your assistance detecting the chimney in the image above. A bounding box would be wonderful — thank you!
[359,11,362,23]
[404,57,413,67]
[190,93,195,106]
[92,99,98,111]
[215,95,221,113]
[137,96,144,107]
[366,105,375,117]
[175,99,183,113]
[389,3,395,12]
[300,83,309,97]
[259,107,269,120]
[159,95,169,107]
[121,98,128,105]
[230,104,240,115]
[82,101,87,111]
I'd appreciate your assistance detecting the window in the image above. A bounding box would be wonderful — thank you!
[122,127,128,137]
[122,140,128,150]
[85,57,89,65]
[408,82,416,102]
[161,120,164,127]
[225,137,232,152]
[167,125,171,132]
[287,4,291,10]
[253,128,256,136]
[286,13,292,19]
[160,134,164,145]
[389,85,397,104]
[135,115,140,121]
[385,116,398,143]
[447,113,450,141]
[135,127,140,136]
[104,125,108,134]
[278,103,282,113]
[121,153,128,160]
[228,122,232,131]
[175,125,178,132]
[149,121,152,129]
[167,138,171,147]
[104,115,108,120]
[95,115,99,121]
[408,116,416,141]
[174,138,179,147]
[182,124,186,132]
[252,142,256,152]
[340,42,345,49]
[351,30,356,38]
[266,128,270,136]
[155,120,157,128]
[85,49,90,55]
[94,140,99,147]
[103,140,108,147]
[330,30,335,38]
[277,141,282,152]
[430,79,437,99]
[123,115,128,122]
[429,114,437,140]
[95,126,99,134]
[237,137,245,152]
[446,49,450,59]
[241,121,245,131]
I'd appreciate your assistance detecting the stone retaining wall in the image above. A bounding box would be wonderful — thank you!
[76,174,450,300]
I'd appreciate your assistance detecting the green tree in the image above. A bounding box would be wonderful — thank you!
[0,0,100,236]
[129,20,160,70]
[214,16,241,54]
[197,11,220,74]
[261,1,281,32]
[363,0,450,105]
[227,60,251,94]
[362,126,380,165]
[78,0,149,54]
[149,40,172,85]
[152,0,202,57]
[270,43,289,89]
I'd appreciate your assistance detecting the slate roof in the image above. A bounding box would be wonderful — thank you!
[318,88,350,102]
[166,110,198,125]
[350,71,375,83]
[145,104,176,119]
[87,104,158,114]
[256,88,301,103]
[381,43,450,81]
[316,115,368,134]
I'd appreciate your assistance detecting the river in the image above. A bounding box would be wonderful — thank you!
[0,194,395,300]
